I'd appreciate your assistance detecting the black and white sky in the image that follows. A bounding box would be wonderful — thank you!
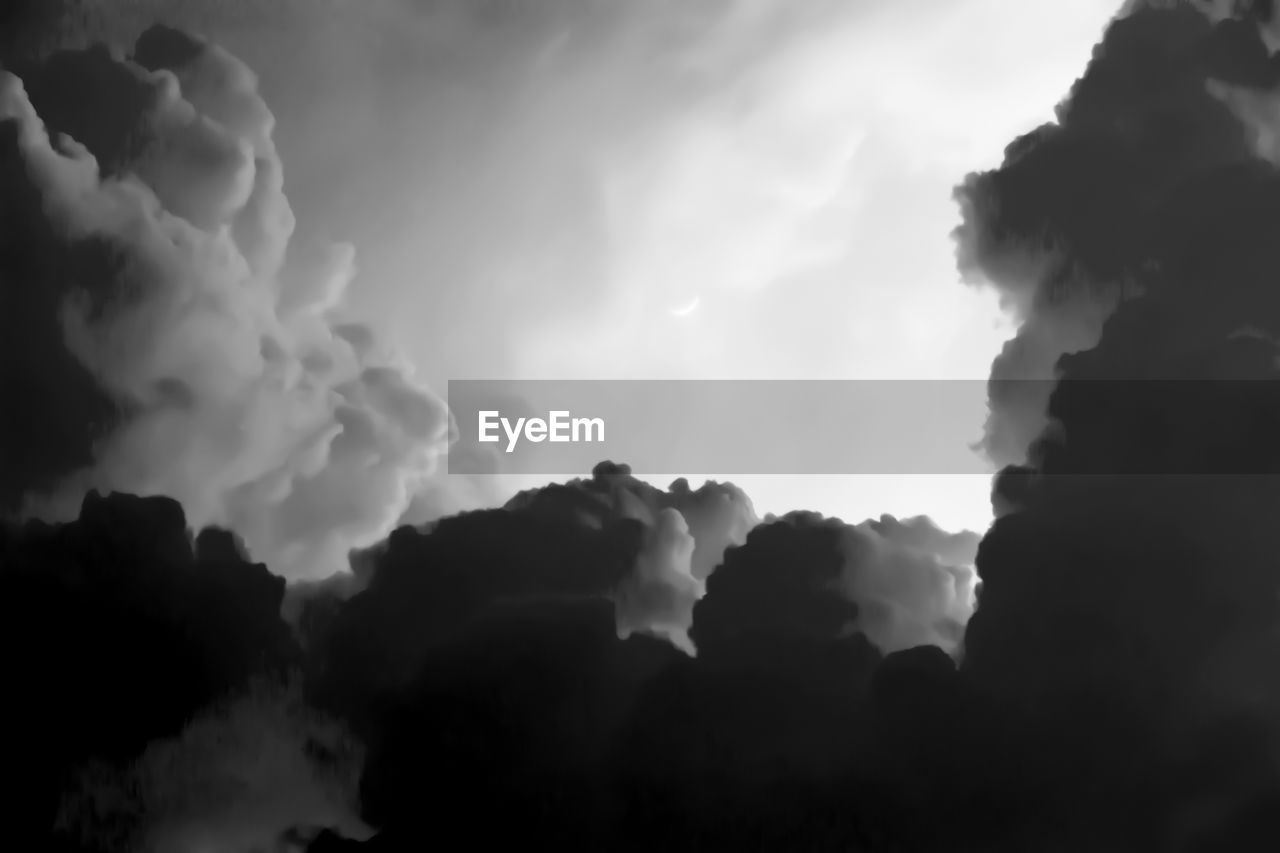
[10,1,1280,851]
[4,0,1129,549]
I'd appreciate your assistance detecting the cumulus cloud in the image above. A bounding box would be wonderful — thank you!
[953,2,1280,845]
[693,509,979,657]
[0,27,450,580]
[308,462,758,720]
[493,462,759,655]
[25,4,1280,851]
[56,677,369,853]
[0,491,301,849]
[614,506,703,655]
[508,462,759,578]
[841,514,980,654]
[950,0,1258,466]
[955,0,1280,478]
[692,512,861,653]
[519,463,763,655]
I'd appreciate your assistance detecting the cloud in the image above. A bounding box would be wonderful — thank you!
[508,462,760,655]
[56,676,369,853]
[309,463,759,727]
[0,491,301,849]
[950,0,1266,466]
[0,27,450,580]
[953,3,1280,845]
[692,510,979,657]
[841,514,980,654]
[22,5,1280,851]
[614,507,704,656]
[298,460,978,845]
[507,462,759,579]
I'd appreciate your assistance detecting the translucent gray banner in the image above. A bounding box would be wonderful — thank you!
[447,380,994,475]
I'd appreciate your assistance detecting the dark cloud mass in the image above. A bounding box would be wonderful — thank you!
[953,0,1280,849]
[956,0,1277,467]
[11,2,1280,852]
[0,492,304,850]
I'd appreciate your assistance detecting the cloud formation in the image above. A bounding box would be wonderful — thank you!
[614,507,704,655]
[954,0,1280,469]
[953,2,1280,846]
[0,27,450,580]
[692,510,979,657]
[23,4,1280,852]
[0,491,302,849]
[842,514,980,653]
[56,677,369,853]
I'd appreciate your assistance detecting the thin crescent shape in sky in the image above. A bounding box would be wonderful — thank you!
[668,295,701,317]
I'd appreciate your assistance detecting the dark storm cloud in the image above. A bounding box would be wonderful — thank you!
[21,3,1280,851]
[693,510,979,656]
[0,492,301,849]
[301,5,1280,843]
[10,473,977,850]
[0,0,68,62]
[307,462,756,724]
[954,0,1279,468]
[307,487,884,849]
[691,512,862,651]
[4,24,995,846]
[305,459,975,738]
[951,2,1280,847]
[301,469,985,848]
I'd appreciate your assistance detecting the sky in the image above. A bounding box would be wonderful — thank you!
[14,3,1280,851]
[31,0,1126,539]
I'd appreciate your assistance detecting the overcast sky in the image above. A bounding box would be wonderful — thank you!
[40,0,1126,534]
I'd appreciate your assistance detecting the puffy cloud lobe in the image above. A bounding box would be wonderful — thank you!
[692,512,860,653]
[309,463,758,726]
[503,462,759,655]
[841,514,979,654]
[693,510,979,657]
[0,27,450,581]
[668,473,761,580]
[507,461,760,579]
[614,507,703,655]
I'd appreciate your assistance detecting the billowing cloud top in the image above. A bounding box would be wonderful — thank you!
[0,26,451,580]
